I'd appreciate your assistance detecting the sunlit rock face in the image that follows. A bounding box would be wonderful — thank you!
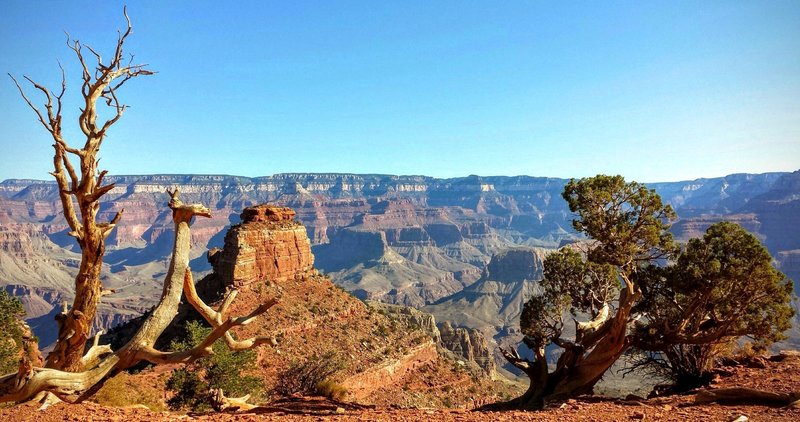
[210,204,315,287]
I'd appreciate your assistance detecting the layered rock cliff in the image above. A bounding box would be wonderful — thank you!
[362,302,496,376]
[209,205,314,287]
[425,246,550,371]
[438,321,496,375]
[1,171,798,357]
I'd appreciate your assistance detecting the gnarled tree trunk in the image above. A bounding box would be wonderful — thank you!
[9,7,153,371]
[491,275,641,410]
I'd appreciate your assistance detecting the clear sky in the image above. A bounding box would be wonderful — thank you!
[1,1,798,182]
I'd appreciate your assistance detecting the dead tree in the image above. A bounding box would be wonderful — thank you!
[0,190,278,403]
[8,7,154,371]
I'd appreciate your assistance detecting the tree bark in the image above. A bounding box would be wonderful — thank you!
[492,275,641,410]
[46,257,103,371]
[8,7,153,371]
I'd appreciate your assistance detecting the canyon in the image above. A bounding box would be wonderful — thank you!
[1,171,799,370]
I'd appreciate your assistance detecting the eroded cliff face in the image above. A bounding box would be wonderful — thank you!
[2,171,798,358]
[424,246,549,371]
[367,302,496,376]
[0,227,35,260]
[439,321,496,376]
[484,247,546,283]
[210,205,315,287]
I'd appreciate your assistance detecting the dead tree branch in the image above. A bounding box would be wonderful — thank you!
[8,6,155,371]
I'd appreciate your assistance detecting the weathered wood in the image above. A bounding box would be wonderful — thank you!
[695,387,800,407]
[9,6,154,371]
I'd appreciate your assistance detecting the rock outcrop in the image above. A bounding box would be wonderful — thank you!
[0,228,34,260]
[210,205,314,287]
[484,247,546,283]
[368,302,441,342]
[369,301,496,375]
[438,321,496,375]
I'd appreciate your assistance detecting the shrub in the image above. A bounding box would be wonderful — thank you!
[0,290,26,375]
[273,351,345,398]
[93,371,166,410]
[165,320,263,411]
[315,379,348,401]
[633,222,794,391]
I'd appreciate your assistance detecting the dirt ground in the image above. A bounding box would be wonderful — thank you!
[3,351,799,421]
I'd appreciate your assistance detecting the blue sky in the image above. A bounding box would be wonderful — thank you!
[1,1,798,182]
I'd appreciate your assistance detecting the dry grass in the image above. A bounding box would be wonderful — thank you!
[93,371,166,411]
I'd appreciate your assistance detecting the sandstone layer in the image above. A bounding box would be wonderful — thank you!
[210,205,314,287]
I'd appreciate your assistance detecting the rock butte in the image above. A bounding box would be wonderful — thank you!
[210,205,315,287]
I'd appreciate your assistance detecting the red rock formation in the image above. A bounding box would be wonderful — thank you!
[438,321,496,375]
[211,205,314,287]
[341,340,439,401]
[240,205,297,223]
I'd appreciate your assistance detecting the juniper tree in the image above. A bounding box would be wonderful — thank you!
[631,221,794,390]
[496,176,794,409]
[496,175,676,409]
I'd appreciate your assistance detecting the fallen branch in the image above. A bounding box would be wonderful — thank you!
[695,387,800,407]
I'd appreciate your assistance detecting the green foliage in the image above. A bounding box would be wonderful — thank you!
[633,222,794,387]
[273,351,346,398]
[562,175,676,267]
[520,175,676,350]
[521,248,618,348]
[543,248,618,315]
[165,320,263,411]
[0,290,26,375]
[513,175,793,399]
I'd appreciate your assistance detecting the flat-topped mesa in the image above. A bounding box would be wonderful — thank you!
[210,204,315,287]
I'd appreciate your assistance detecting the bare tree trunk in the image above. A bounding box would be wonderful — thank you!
[47,258,103,371]
[9,7,152,371]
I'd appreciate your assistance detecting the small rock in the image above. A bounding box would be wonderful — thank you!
[663,404,673,411]
[770,350,800,362]
[730,416,748,422]
[631,411,645,420]
[335,407,345,414]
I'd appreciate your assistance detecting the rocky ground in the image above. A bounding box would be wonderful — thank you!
[3,351,799,421]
